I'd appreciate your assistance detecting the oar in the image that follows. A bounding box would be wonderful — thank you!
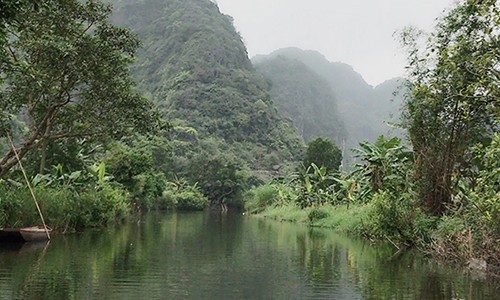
[7,134,50,240]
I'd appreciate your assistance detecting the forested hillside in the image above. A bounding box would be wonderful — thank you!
[254,48,406,153]
[112,0,304,179]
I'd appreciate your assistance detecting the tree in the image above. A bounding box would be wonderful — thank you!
[303,137,342,173]
[402,0,499,214]
[0,0,158,178]
[188,154,245,209]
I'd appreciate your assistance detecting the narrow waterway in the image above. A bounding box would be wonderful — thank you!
[0,212,497,299]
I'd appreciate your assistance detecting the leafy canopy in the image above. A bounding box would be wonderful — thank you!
[402,0,499,214]
[0,0,159,178]
[303,137,342,173]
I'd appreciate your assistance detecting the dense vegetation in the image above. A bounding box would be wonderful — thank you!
[0,0,497,275]
[0,0,164,230]
[246,0,499,273]
[111,0,305,205]
[0,0,305,230]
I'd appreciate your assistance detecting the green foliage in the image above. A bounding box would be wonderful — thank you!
[172,185,209,211]
[433,216,466,241]
[0,183,129,231]
[244,184,279,213]
[260,203,376,236]
[0,157,131,230]
[105,141,154,188]
[401,0,500,214]
[160,181,208,211]
[464,133,500,234]
[103,139,172,211]
[0,0,159,178]
[411,211,439,245]
[69,184,130,229]
[352,135,413,198]
[452,132,500,256]
[131,171,167,210]
[430,215,473,261]
[188,155,246,207]
[370,192,416,242]
[32,161,112,191]
[308,207,330,223]
[295,163,337,208]
[303,137,342,173]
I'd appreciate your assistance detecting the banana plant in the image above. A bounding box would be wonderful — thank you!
[333,175,359,208]
[352,135,412,195]
[87,162,111,186]
[296,163,337,207]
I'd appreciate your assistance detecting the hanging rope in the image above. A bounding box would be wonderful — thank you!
[6,134,50,240]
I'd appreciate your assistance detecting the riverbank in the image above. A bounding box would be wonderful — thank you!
[0,184,130,232]
[257,203,375,237]
[255,203,500,277]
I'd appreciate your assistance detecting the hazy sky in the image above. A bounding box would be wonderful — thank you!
[214,0,456,86]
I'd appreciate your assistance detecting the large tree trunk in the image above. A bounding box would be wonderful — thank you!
[0,104,58,179]
[0,141,34,179]
[0,134,45,178]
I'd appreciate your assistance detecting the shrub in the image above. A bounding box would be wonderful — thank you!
[0,184,38,227]
[159,190,178,210]
[0,183,130,231]
[131,171,167,210]
[464,133,500,235]
[175,187,209,211]
[308,207,330,223]
[412,210,439,245]
[430,215,472,261]
[244,184,278,213]
[160,183,208,211]
[434,215,466,239]
[370,191,415,242]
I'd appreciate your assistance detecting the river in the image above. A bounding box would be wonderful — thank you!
[0,212,497,299]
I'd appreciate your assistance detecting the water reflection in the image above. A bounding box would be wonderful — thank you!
[0,212,497,299]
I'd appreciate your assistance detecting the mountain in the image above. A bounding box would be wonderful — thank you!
[111,0,304,177]
[254,47,406,154]
[254,55,346,144]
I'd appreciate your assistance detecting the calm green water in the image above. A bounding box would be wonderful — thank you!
[0,212,497,299]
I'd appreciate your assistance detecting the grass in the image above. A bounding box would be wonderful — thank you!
[258,203,376,236]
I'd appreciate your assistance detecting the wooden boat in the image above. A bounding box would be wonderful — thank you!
[0,225,52,242]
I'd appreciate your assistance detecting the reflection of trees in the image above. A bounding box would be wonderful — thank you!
[0,213,187,298]
[0,213,496,299]
[418,274,453,300]
[262,222,496,300]
[295,230,342,286]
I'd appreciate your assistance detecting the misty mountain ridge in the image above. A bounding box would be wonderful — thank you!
[253,47,394,90]
[254,54,346,145]
[112,0,406,172]
[253,47,407,154]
